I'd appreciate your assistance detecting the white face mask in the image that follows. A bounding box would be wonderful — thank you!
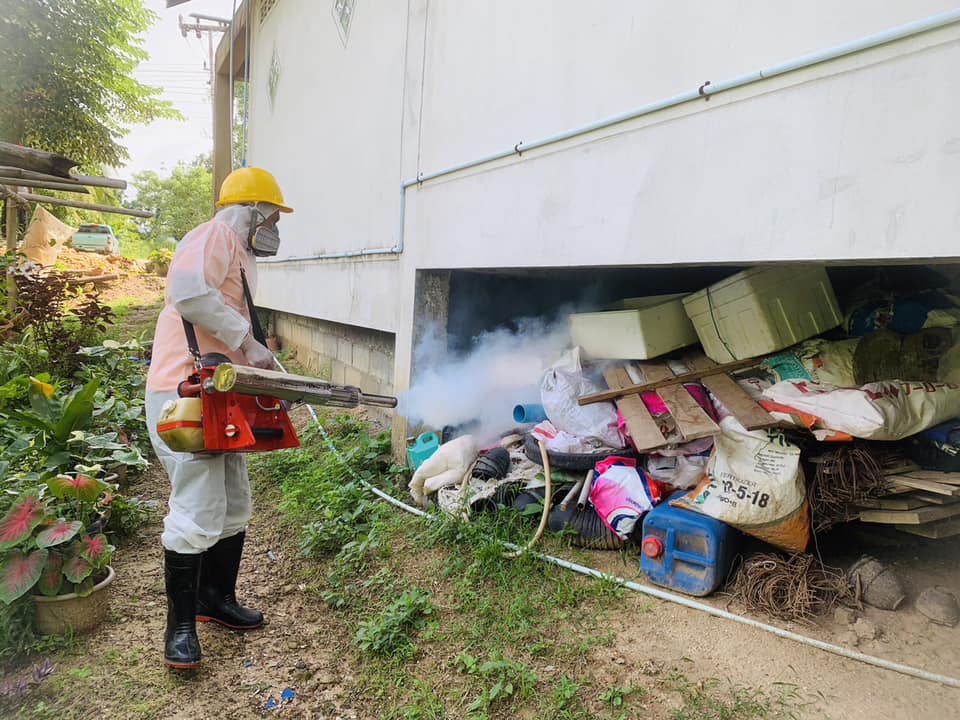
[247,208,281,257]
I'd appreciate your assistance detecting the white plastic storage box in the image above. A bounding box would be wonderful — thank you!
[682,265,842,363]
[569,294,698,360]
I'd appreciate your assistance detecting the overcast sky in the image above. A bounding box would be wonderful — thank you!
[120,0,237,181]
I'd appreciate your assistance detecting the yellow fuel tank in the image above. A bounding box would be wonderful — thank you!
[157,397,204,452]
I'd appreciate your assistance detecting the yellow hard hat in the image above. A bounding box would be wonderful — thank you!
[216,167,293,213]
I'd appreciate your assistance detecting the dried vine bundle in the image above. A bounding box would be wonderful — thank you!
[729,553,852,622]
[809,445,887,533]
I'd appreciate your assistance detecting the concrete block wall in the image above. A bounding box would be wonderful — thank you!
[272,311,396,423]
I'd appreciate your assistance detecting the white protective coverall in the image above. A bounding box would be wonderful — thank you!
[146,205,267,554]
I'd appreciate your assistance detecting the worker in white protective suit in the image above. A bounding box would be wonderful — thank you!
[145,167,293,670]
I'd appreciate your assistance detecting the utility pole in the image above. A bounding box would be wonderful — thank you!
[178,14,230,101]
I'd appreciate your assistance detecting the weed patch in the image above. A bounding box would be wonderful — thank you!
[355,588,435,660]
[455,651,538,716]
[665,672,803,719]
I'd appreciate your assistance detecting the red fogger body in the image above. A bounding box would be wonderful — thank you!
[157,362,397,454]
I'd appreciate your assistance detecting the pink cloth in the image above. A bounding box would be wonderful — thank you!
[589,458,666,539]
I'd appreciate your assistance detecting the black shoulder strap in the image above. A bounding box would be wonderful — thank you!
[240,266,267,345]
[182,317,201,366]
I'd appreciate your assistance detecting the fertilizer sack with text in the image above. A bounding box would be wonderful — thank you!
[673,416,810,553]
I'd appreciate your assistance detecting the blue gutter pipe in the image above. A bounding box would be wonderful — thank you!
[257,7,960,265]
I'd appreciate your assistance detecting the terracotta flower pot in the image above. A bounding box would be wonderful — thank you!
[32,566,116,635]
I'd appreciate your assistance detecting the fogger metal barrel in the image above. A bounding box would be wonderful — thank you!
[210,363,398,409]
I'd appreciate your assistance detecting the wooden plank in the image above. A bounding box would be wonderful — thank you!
[856,494,932,511]
[658,384,720,441]
[880,484,918,496]
[0,141,76,177]
[578,356,761,405]
[880,461,923,477]
[682,353,775,430]
[634,361,675,384]
[886,475,960,497]
[633,360,719,442]
[899,470,960,486]
[895,518,960,539]
[859,503,960,525]
[909,491,960,506]
[603,367,666,452]
[65,273,120,285]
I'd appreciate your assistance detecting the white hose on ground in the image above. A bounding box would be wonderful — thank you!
[272,358,960,689]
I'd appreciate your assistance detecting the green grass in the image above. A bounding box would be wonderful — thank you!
[665,673,805,720]
[247,412,810,720]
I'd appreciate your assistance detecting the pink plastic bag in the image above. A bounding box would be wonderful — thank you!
[589,457,666,539]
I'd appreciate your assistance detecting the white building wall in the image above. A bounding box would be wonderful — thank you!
[246,0,408,333]
[245,0,960,392]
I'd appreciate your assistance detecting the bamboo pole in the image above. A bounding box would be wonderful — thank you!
[5,197,18,313]
[70,174,126,190]
[15,192,154,218]
[0,167,126,190]
[0,177,90,193]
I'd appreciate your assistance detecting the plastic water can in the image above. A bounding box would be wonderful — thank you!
[407,432,440,470]
[640,493,740,597]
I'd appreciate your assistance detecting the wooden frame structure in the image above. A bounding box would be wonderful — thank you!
[0,141,155,310]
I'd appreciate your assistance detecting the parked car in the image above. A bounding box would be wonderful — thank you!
[70,224,120,255]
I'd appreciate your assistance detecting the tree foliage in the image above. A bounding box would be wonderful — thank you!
[0,0,180,169]
[131,155,213,243]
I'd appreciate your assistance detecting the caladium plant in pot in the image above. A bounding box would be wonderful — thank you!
[0,469,116,634]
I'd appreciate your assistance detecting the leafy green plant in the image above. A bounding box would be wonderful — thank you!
[7,264,114,377]
[599,684,642,712]
[76,340,150,457]
[100,493,156,544]
[1,0,180,169]
[0,470,115,604]
[455,652,538,715]
[0,376,147,498]
[354,587,435,659]
[145,247,173,276]
[146,248,173,266]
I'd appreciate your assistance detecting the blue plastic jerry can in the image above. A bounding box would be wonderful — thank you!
[639,492,740,597]
[406,432,440,470]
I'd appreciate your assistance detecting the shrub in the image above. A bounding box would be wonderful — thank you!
[5,260,114,377]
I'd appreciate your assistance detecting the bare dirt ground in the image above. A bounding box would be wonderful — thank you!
[57,248,166,306]
[23,458,957,720]
[32,463,356,719]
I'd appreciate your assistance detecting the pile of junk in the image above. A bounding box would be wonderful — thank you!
[405,264,960,626]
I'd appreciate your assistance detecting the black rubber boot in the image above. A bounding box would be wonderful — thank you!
[164,550,202,669]
[196,532,264,631]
